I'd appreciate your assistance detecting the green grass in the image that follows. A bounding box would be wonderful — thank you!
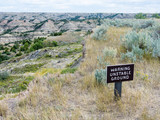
[66,53,82,67]
[56,46,82,58]
[12,63,45,74]
[61,68,77,74]
[0,76,34,94]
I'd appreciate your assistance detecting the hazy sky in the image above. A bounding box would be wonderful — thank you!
[0,0,160,13]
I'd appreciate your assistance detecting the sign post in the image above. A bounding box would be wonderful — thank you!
[114,81,122,100]
[107,64,134,100]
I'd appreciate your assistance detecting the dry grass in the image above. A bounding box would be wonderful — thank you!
[0,101,8,117]
[6,75,67,119]
[2,26,160,120]
[47,32,84,43]
[78,26,160,119]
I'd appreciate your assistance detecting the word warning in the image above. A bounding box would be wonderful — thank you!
[107,64,134,83]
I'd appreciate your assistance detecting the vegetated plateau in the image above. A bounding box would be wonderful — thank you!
[0,13,160,120]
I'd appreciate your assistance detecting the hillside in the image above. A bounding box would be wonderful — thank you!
[0,18,160,119]
[0,32,84,95]
[0,12,155,44]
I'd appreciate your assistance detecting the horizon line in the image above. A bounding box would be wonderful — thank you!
[0,11,159,14]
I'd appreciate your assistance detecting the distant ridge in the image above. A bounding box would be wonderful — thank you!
[0,13,155,44]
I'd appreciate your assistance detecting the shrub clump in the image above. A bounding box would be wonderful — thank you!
[121,30,160,61]
[103,19,134,27]
[121,31,153,61]
[0,54,10,63]
[103,47,117,58]
[133,20,156,30]
[91,25,108,40]
[95,69,107,84]
[152,38,160,58]
[95,47,117,84]
[103,19,157,30]
[97,47,117,68]
[150,24,160,39]
[123,31,153,51]
[0,71,9,81]
[121,46,144,62]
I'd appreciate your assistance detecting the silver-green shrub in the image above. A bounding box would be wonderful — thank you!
[97,47,117,68]
[149,24,160,39]
[132,46,144,59]
[103,19,135,27]
[121,31,153,61]
[121,51,137,62]
[140,20,156,29]
[103,47,117,58]
[123,31,152,51]
[97,56,110,68]
[123,31,139,51]
[121,46,144,62]
[133,20,156,30]
[95,69,107,84]
[95,47,117,83]
[103,19,158,31]
[152,38,160,58]
[91,25,108,40]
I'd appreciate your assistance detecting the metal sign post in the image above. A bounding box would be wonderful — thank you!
[107,64,134,100]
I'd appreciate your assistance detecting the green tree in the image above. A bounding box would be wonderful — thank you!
[152,13,160,18]
[34,37,46,43]
[10,47,16,53]
[24,42,29,51]
[50,32,62,36]
[135,13,147,19]
[16,52,22,56]
[22,39,32,45]
[13,43,19,49]
[3,48,10,55]
[0,53,10,63]
[30,41,43,52]
[20,42,29,52]
[43,40,58,47]
[0,44,4,50]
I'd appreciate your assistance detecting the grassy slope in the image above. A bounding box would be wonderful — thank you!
[1,27,160,119]
[0,34,83,95]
